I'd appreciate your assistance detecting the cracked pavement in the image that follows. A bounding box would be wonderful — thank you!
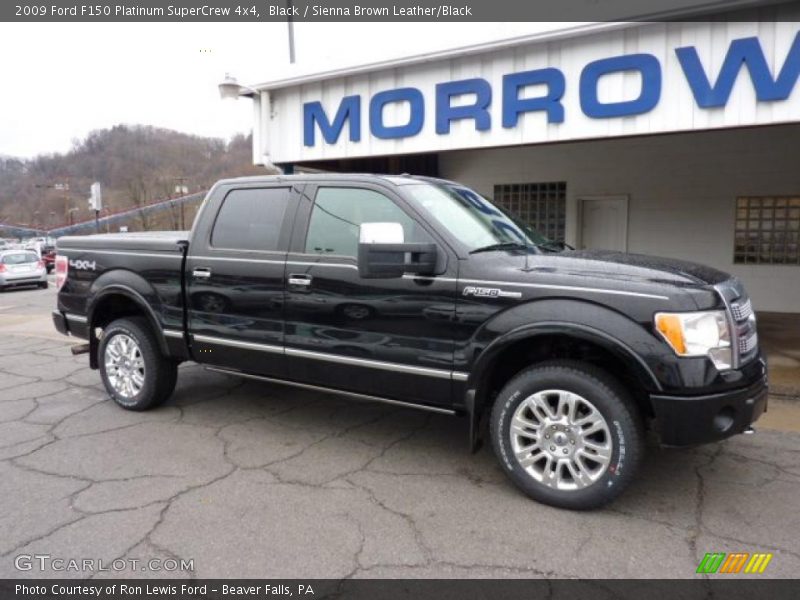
[1,284,799,579]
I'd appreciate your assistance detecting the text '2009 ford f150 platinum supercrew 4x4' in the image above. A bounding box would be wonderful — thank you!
[52,174,767,510]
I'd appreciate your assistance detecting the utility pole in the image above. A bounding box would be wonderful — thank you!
[287,0,295,63]
[55,179,70,224]
[88,182,102,233]
[174,177,189,230]
[36,179,70,227]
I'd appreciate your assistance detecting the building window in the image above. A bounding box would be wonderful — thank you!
[493,182,566,242]
[734,196,800,265]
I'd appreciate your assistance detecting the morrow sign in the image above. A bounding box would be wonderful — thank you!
[302,33,800,147]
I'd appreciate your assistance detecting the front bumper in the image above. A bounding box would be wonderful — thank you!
[650,364,768,447]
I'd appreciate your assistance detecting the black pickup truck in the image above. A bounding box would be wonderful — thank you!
[53,174,767,509]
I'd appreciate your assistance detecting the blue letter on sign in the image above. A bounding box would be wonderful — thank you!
[369,88,424,139]
[580,54,662,118]
[303,96,361,146]
[502,68,565,126]
[676,33,800,108]
[435,78,491,134]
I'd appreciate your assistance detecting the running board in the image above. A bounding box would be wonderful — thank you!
[204,367,458,416]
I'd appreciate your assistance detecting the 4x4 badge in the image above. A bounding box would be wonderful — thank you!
[462,286,522,299]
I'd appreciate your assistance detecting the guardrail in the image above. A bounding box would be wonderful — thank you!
[46,191,207,237]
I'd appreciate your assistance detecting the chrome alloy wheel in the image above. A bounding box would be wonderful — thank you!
[104,333,145,399]
[510,389,613,491]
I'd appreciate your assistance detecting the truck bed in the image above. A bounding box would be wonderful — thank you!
[57,231,189,253]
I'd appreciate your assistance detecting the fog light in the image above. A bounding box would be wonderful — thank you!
[712,406,736,433]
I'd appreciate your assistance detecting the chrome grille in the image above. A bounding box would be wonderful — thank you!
[731,298,753,321]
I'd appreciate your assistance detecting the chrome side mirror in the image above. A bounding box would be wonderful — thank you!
[357,222,437,279]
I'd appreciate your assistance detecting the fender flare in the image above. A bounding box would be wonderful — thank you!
[86,284,169,368]
[466,321,663,452]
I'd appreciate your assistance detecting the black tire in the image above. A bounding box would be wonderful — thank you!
[98,317,178,411]
[490,360,644,510]
[38,281,48,289]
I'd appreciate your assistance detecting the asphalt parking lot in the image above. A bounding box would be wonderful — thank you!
[1,282,799,579]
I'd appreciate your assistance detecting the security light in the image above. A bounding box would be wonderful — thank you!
[218,74,258,100]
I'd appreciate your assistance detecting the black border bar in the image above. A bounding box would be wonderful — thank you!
[3,579,800,600]
[3,0,799,22]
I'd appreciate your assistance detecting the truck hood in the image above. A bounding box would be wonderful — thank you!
[504,249,731,288]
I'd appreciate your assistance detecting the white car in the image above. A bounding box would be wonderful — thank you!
[0,250,48,291]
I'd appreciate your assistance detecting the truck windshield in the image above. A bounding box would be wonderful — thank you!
[404,182,552,253]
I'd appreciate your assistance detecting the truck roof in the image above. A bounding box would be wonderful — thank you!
[213,173,457,187]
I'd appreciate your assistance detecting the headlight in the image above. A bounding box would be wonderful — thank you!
[654,311,732,370]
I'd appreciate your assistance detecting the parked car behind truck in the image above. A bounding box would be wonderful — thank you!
[52,174,767,510]
[0,250,48,291]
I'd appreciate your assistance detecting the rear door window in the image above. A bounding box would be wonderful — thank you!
[211,188,290,252]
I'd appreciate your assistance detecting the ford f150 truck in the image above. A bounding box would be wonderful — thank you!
[52,174,767,510]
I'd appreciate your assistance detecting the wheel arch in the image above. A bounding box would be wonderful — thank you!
[87,284,169,369]
[466,322,662,451]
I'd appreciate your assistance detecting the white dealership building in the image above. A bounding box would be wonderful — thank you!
[239,8,800,312]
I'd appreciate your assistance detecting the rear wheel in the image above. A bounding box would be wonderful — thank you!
[490,360,644,510]
[99,317,178,411]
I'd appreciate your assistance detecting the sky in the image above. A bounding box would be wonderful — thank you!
[0,21,560,159]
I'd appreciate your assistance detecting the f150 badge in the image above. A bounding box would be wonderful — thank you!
[462,286,521,299]
[69,259,96,271]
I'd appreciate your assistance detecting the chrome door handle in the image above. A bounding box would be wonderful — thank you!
[288,274,312,286]
[192,267,212,279]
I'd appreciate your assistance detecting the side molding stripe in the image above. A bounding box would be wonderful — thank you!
[192,334,467,380]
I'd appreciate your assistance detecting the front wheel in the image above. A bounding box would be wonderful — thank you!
[490,360,644,510]
[99,317,178,411]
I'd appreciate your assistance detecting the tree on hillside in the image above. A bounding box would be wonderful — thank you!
[0,125,271,230]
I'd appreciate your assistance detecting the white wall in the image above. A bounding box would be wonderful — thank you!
[263,14,800,163]
[439,124,800,313]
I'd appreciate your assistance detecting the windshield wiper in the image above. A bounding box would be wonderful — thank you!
[469,242,534,255]
[533,240,570,252]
